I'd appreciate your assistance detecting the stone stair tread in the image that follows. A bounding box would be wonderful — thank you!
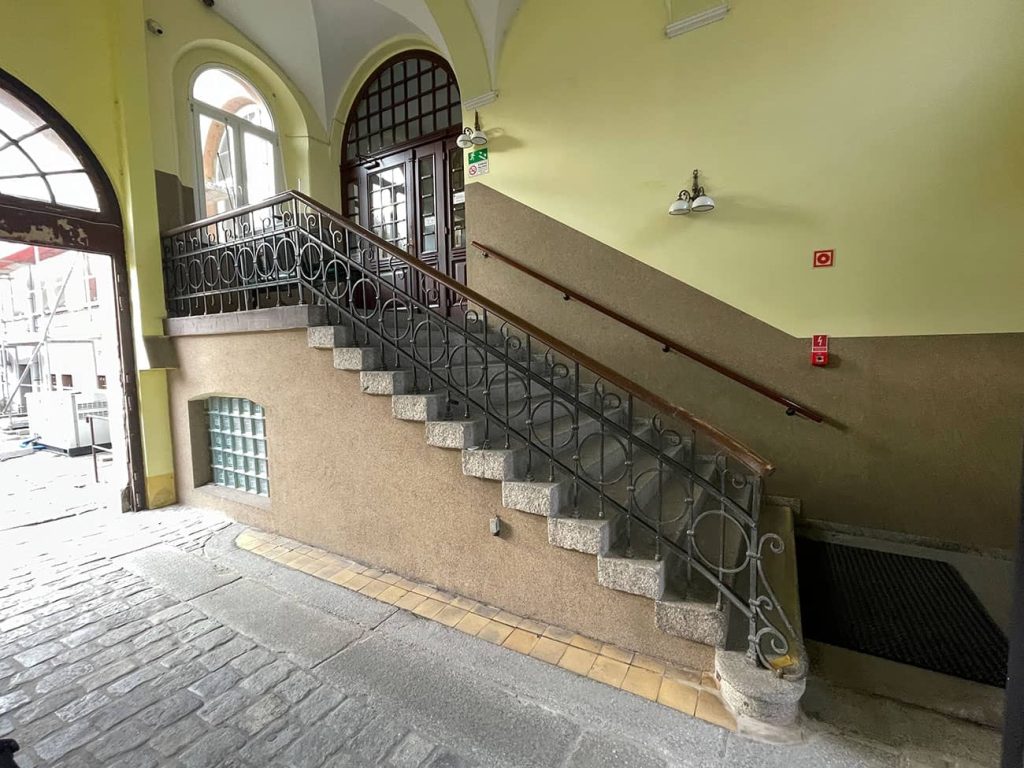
[392,392,445,422]
[596,553,665,599]
[333,346,380,371]
[425,419,484,450]
[360,369,412,395]
[655,588,727,647]
[307,325,349,349]
[502,479,561,517]
[462,446,525,480]
[548,514,619,555]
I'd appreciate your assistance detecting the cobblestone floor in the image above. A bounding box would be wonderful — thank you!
[0,465,1002,766]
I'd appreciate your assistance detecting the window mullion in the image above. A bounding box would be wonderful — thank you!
[233,118,249,206]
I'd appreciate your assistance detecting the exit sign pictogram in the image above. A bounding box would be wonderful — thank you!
[813,249,834,268]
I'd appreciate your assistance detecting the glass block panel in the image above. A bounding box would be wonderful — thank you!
[206,396,269,497]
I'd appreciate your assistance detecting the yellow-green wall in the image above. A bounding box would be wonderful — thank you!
[0,0,175,506]
[480,0,1024,337]
[143,0,336,209]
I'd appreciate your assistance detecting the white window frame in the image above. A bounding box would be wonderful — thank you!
[189,67,283,220]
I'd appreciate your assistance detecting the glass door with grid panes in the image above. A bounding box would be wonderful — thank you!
[340,53,466,315]
[343,140,465,313]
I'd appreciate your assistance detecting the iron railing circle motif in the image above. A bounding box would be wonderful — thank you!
[444,344,486,388]
[576,431,629,485]
[485,369,530,418]
[529,398,575,450]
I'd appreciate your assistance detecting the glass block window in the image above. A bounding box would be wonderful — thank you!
[344,53,461,162]
[206,396,269,496]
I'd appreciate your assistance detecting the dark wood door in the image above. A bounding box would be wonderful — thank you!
[342,133,467,314]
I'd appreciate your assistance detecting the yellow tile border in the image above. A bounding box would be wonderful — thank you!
[235,527,735,731]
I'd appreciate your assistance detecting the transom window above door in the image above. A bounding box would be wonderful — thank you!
[343,54,462,162]
[190,67,282,219]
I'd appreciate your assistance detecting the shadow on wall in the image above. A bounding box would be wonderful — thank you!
[465,183,1024,551]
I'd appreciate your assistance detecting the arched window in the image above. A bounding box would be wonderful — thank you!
[0,89,104,211]
[190,67,281,218]
[343,53,462,163]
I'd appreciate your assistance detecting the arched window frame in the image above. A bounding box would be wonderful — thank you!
[188,65,283,219]
[0,72,120,238]
[341,51,462,167]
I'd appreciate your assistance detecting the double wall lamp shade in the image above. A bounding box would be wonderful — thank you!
[669,169,715,215]
[456,111,487,149]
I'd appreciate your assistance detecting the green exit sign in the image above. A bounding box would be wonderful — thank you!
[467,147,489,177]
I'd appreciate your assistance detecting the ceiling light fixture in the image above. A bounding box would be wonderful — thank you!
[457,111,487,149]
[669,169,716,215]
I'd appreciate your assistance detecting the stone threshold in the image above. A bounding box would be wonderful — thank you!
[235,526,736,731]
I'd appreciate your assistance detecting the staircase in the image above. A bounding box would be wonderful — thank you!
[162,190,806,729]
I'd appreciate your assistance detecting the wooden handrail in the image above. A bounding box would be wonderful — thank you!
[471,241,825,424]
[163,191,775,474]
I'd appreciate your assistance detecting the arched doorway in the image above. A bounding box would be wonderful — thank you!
[0,68,145,510]
[340,52,467,310]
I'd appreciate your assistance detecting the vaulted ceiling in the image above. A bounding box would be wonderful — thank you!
[211,0,521,130]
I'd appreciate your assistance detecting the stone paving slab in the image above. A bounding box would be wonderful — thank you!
[317,619,584,766]
[117,544,239,601]
[191,579,364,668]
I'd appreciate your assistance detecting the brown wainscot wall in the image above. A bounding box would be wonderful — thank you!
[167,329,714,671]
[466,183,1024,552]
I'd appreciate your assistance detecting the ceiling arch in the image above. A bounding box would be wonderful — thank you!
[210,0,520,131]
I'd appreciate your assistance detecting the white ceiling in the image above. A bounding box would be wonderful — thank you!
[211,0,520,131]
[467,0,521,87]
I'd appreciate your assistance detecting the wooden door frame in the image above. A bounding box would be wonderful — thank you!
[0,67,146,511]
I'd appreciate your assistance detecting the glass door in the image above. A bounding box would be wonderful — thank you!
[413,141,445,277]
[345,150,417,310]
[445,138,467,286]
[368,159,411,253]
[341,137,467,315]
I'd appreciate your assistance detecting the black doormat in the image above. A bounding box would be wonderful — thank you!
[797,538,1008,688]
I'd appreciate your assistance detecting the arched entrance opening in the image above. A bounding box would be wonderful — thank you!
[340,52,467,312]
[0,68,145,512]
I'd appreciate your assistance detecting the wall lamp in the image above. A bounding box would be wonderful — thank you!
[669,169,716,215]
[456,112,487,149]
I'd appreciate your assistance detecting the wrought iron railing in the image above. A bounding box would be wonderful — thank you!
[161,190,802,674]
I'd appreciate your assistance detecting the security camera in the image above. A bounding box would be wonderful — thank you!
[201,0,215,7]
[145,18,164,36]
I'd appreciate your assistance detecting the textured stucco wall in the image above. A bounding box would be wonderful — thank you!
[467,184,1024,552]
[167,329,714,670]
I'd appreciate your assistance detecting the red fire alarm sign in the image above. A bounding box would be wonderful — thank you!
[811,334,829,367]
[813,249,834,268]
